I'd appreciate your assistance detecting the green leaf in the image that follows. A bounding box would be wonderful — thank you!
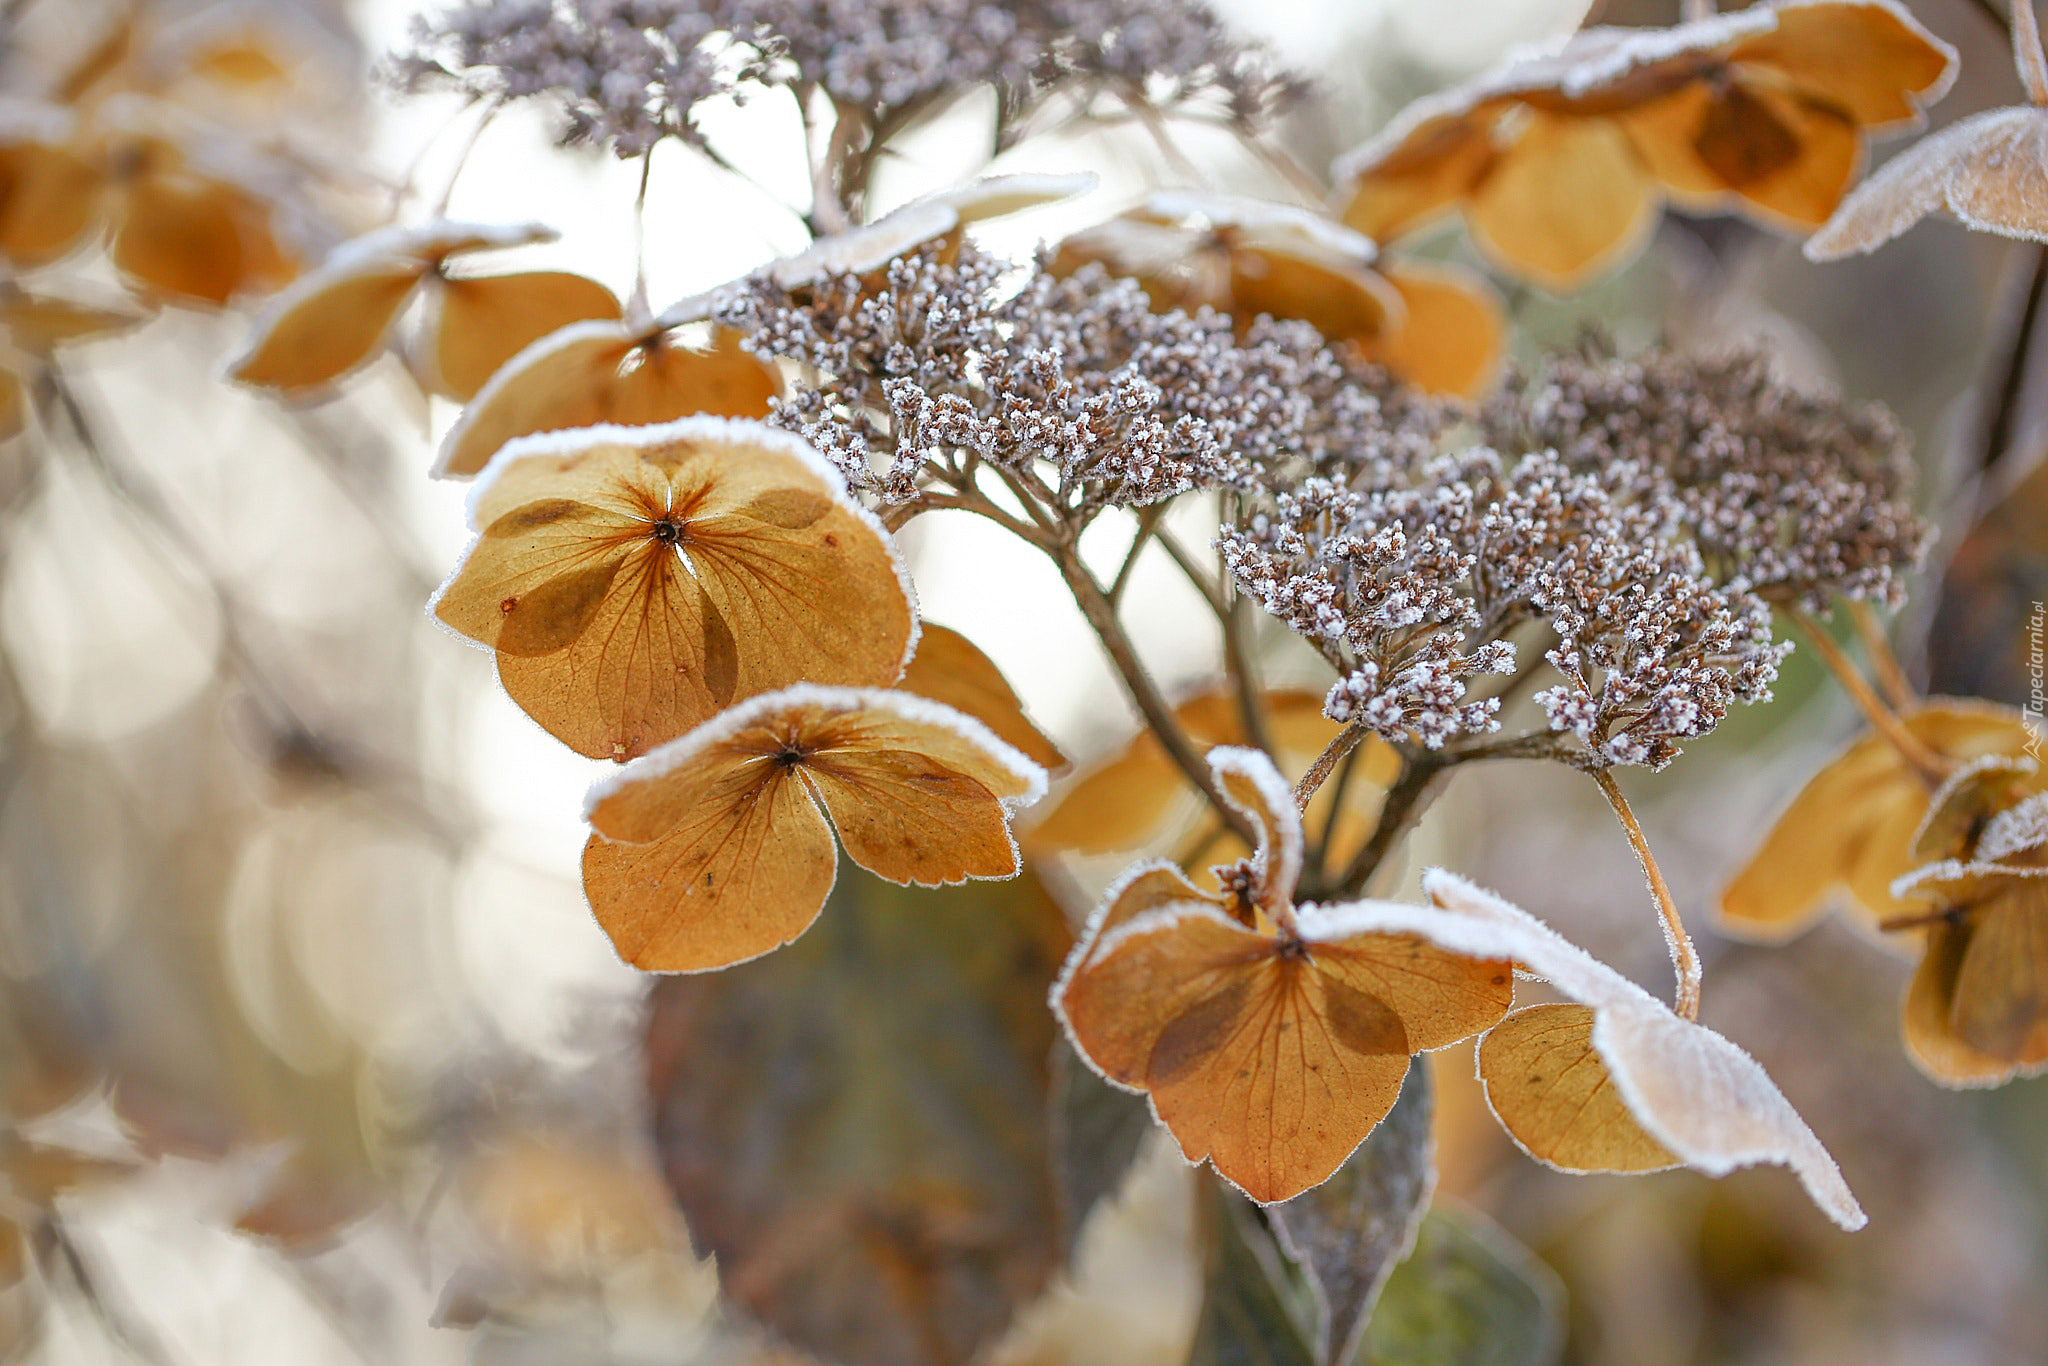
[1188,1179,1320,1366]
[1356,1206,1564,1366]
[1270,1060,1435,1366]
[642,863,1071,1366]
[1050,1039,1153,1256]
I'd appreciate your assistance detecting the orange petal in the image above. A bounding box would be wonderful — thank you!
[1902,918,2036,1087]
[1711,84,1862,230]
[1477,1003,1678,1173]
[424,269,623,401]
[1360,260,1504,399]
[1930,109,2048,244]
[111,171,293,307]
[436,321,780,477]
[585,686,1043,969]
[1467,109,1656,290]
[0,135,102,268]
[1026,738,1184,856]
[896,623,1064,772]
[1949,881,2048,1068]
[1225,242,1401,343]
[1721,701,2039,938]
[1620,81,1732,203]
[792,691,1046,885]
[584,765,836,972]
[1337,107,1501,246]
[1058,904,1414,1203]
[0,293,149,351]
[227,255,423,394]
[0,366,23,441]
[1729,0,1957,130]
[436,420,912,759]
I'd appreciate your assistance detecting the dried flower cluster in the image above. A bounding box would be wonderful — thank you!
[1486,344,1930,608]
[399,0,1302,157]
[717,241,1410,510]
[1223,446,1785,767]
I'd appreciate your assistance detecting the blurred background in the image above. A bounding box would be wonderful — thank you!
[2,0,2045,1362]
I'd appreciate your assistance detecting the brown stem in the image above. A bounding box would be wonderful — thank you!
[1223,591,1278,762]
[1848,599,1916,712]
[810,104,860,235]
[1592,769,1702,1021]
[1977,245,2048,478]
[1294,722,1366,811]
[1108,507,1162,607]
[1240,133,1328,206]
[1056,547,1259,848]
[1333,755,1442,896]
[1307,739,1366,883]
[1154,527,1231,617]
[1790,608,1951,787]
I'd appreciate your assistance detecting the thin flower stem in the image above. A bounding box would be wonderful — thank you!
[1129,100,1202,183]
[1333,754,1442,896]
[1592,769,1702,1021]
[1322,732,1570,897]
[1154,527,1230,618]
[1848,599,1916,712]
[1222,592,1277,761]
[1308,740,1364,880]
[810,103,859,235]
[1790,608,1951,786]
[1976,245,2048,482]
[1056,547,1259,849]
[1294,722,1366,811]
[1240,133,1328,206]
[629,148,655,320]
[1108,507,1162,606]
[430,98,500,217]
[2015,0,2048,105]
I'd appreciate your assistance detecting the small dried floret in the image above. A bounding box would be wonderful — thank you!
[718,242,1412,511]
[399,0,1302,158]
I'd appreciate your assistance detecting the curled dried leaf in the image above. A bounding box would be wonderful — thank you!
[1408,870,1865,1229]
[1808,106,2048,258]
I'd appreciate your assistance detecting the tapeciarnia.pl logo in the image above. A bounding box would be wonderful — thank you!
[2029,601,2045,759]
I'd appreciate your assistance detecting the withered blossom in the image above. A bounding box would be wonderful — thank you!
[717,241,1412,511]
[400,0,1302,158]
[1485,343,1929,608]
[1222,446,1786,766]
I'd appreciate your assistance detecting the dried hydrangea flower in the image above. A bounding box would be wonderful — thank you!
[399,0,1302,159]
[1224,443,1785,767]
[1483,342,1930,609]
[718,239,1408,512]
